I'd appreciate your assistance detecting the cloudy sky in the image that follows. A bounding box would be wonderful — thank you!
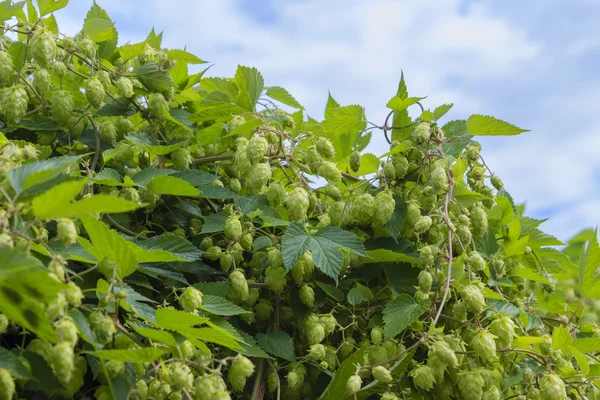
[55,0,599,242]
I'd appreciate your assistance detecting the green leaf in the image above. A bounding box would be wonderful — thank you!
[452,183,490,207]
[568,345,590,375]
[200,295,250,316]
[265,86,303,109]
[133,62,174,92]
[281,223,367,282]
[383,294,430,340]
[466,114,529,136]
[166,49,206,64]
[27,0,37,22]
[0,1,25,23]
[386,96,424,112]
[551,325,573,350]
[318,348,365,400]
[384,197,407,242]
[8,154,84,192]
[347,283,374,305]
[391,73,413,142]
[32,179,142,219]
[338,153,379,176]
[364,249,419,264]
[0,348,33,379]
[136,233,201,262]
[79,216,138,278]
[129,324,177,346]
[201,214,228,234]
[234,65,264,111]
[68,308,96,344]
[256,331,295,362]
[442,119,471,157]
[83,2,117,57]
[433,104,453,121]
[85,348,165,363]
[579,230,600,299]
[126,133,187,156]
[316,282,344,302]
[572,338,600,353]
[322,105,366,136]
[147,176,200,197]
[83,17,114,42]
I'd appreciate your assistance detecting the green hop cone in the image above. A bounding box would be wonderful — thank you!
[85,77,105,108]
[316,137,336,159]
[228,355,255,392]
[352,193,375,226]
[265,265,286,294]
[218,252,233,272]
[33,69,52,95]
[78,38,96,59]
[412,122,431,144]
[470,205,488,236]
[247,162,272,192]
[418,270,433,293]
[371,328,383,345]
[229,178,242,194]
[346,375,362,395]
[205,246,222,261]
[490,174,504,191]
[308,343,326,361]
[99,120,117,143]
[148,93,169,118]
[339,338,356,360]
[0,52,13,86]
[229,270,249,302]
[0,369,15,400]
[461,284,485,314]
[320,313,337,335]
[457,370,485,400]
[267,248,283,268]
[382,161,396,181]
[116,77,134,98]
[431,165,448,192]
[406,201,421,227]
[30,29,57,66]
[224,216,243,240]
[240,233,253,252]
[393,155,409,179]
[49,342,75,384]
[51,90,73,126]
[318,161,342,183]
[1,86,28,125]
[471,330,498,363]
[267,373,278,393]
[409,364,436,391]
[55,316,78,347]
[381,392,400,400]
[0,314,8,334]
[326,185,342,201]
[373,191,395,226]
[95,70,111,91]
[414,215,433,234]
[246,135,269,164]
[254,299,273,322]
[349,150,361,172]
[266,182,286,206]
[57,218,77,247]
[430,341,458,368]
[468,251,486,272]
[372,366,393,383]
[172,148,192,169]
[307,324,325,345]
[287,187,310,222]
[299,284,315,308]
[489,316,515,348]
[179,287,203,312]
[50,61,67,77]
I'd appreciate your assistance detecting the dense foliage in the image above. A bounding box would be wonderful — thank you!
[0,1,598,399]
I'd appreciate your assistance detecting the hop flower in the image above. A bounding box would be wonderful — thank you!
[230,270,249,302]
[382,161,396,181]
[179,287,203,311]
[247,162,272,192]
[409,364,436,391]
[461,284,485,314]
[451,301,468,322]
[371,366,392,383]
[539,375,566,400]
[466,141,481,163]
[299,284,315,308]
[287,187,310,222]
[371,328,383,345]
[89,311,115,345]
[352,193,375,225]
[57,218,77,247]
[254,299,273,321]
[346,375,362,395]
[373,191,395,226]
[457,370,485,400]
[326,185,342,201]
[329,201,346,227]
[267,248,283,268]
[0,369,15,400]
[51,90,73,126]
[349,150,361,172]
[228,355,255,392]
[50,61,67,77]
[429,341,458,368]
[414,215,433,234]
[470,205,488,236]
[0,52,13,86]
[148,93,169,118]
[318,161,342,183]
[55,316,78,347]
[490,175,504,191]
[49,342,75,384]
[99,120,117,143]
[85,77,105,108]
[393,155,409,179]
[339,338,356,360]
[176,340,197,359]
[0,314,8,335]
[320,313,337,335]
[468,251,486,271]
[33,69,52,95]
[489,316,516,348]
[307,324,325,345]
[267,182,286,206]
[471,330,498,363]
[246,135,269,164]
[431,165,448,192]
[316,138,336,159]
[165,363,193,391]
[1,86,28,125]
[418,270,433,293]
[308,343,326,361]
[116,77,134,98]
[78,38,96,59]
[30,29,57,66]
[204,246,222,261]
[381,392,400,400]
[224,216,243,240]
[265,265,286,294]
[412,122,431,144]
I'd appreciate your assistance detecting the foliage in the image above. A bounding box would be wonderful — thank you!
[0,1,597,399]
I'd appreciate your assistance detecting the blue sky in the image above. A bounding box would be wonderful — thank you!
[55,0,600,242]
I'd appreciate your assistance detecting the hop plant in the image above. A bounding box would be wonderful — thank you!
[0,52,13,86]
[228,355,255,392]
[0,314,8,334]
[471,330,498,363]
[414,215,433,234]
[1,86,28,125]
[349,150,361,172]
[489,316,516,348]
[179,287,203,311]
[373,191,395,226]
[409,364,436,391]
[267,182,286,206]
[287,187,310,222]
[49,342,75,384]
[318,161,342,183]
[418,270,433,293]
[247,162,272,192]
[116,77,134,98]
[412,122,431,144]
[457,370,485,400]
[346,375,362,395]
[78,37,96,58]
[0,369,15,400]
[300,284,315,308]
[51,90,74,126]
[56,218,77,247]
[148,93,169,117]
[316,138,336,159]
[230,270,249,301]
[30,29,57,66]
[224,216,243,240]
[247,135,269,164]
[33,69,52,95]
[429,341,458,368]
[461,284,485,314]
[539,374,567,400]
[352,193,375,226]
[85,77,105,108]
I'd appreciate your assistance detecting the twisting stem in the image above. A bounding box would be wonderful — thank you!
[192,154,233,165]
[86,115,101,172]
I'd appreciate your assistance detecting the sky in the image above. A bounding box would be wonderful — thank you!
[53,0,600,242]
